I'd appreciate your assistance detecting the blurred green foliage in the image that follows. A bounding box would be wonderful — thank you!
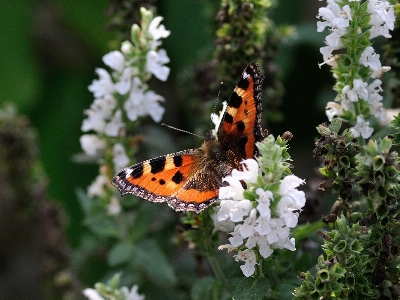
[0,0,348,297]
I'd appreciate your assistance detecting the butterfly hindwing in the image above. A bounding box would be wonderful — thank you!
[112,150,220,212]
[218,63,265,165]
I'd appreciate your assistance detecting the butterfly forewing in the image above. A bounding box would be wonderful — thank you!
[218,63,264,161]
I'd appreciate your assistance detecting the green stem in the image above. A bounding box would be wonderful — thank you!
[203,240,231,294]
[366,196,374,210]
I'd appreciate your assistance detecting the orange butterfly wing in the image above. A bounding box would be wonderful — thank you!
[112,62,265,213]
[218,63,265,168]
[112,150,220,212]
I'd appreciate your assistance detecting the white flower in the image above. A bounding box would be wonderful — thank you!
[317,1,351,60]
[367,0,395,38]
[350,115,374,139]
[148,16,171,49]
[370,21,392,39]
[229,226,244,247]
[146,49,170,81]
[219,179,245,200]
[234,249,257,277]
[238,209,258,238]
[87,175,108,198]
[341,79,369,103]
[81,95,118,133]
[254,216,272,236]
[142,91,165,122]
[107,196,122,216]
[370,101,386,122]
[255,188,273,219]
[367,79,383,103]
[88,68,115,98]
[115,67,134,95]
[317,2,352,32]
[371,65,391,79]
[325,28,347,47]
[277,175,306,228]
[83,288,104,300]
[326,102,343,121]
[352,79,369,100]
[212,212,235,233]
[104,109,125,137]
[217,199,253,223]
[124,86,165,123]
[80,134,106,156]
[103,50,125,72]
[341,85,358,103]
[211,101,228,136]
[230,200,254,222]
[81,108,106,133]
[121,284,145,300]
[216,200,237,221]
[359,46,381,71]
[112,143,130,172]
[219,159,260,200]
[257,236,274,258]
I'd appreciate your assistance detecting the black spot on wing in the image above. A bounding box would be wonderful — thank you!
[150,157,166,174]
[173,156,183,167]
[229,92,243,108]
[237,75,250,90]
[236,120,245,132]
[238,136,248,152]
[159,179,166,185]
[172,171,184,184]
[131,164,143,179]
[224,112,233,124]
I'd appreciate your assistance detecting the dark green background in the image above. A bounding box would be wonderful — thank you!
[0,0,331,246]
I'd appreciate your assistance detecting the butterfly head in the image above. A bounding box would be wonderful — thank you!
[202,130,223,160]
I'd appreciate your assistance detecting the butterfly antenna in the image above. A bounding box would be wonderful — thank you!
[210,81,224,129]
[161,123,204,139]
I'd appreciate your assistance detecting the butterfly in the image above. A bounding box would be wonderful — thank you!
[112,62,265,213]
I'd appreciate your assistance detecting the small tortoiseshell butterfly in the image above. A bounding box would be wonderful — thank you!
[112,62,265,213]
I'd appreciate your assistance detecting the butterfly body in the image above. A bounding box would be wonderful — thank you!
[112,63,265,213]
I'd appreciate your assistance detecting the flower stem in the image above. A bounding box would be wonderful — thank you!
[203,240,231,293]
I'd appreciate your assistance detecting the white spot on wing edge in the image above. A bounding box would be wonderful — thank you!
[125,168,133,177]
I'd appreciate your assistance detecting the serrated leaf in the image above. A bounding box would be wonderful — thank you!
[107,240,135,267]
[132,239,176,287]
[329,118,342,133]
[191,276,218,300]
[232,277,270,300]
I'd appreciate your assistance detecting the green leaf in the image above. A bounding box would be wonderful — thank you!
[130,202,159,242]
[107,240,135,267]
[274,283,297,300]
[85,216,120,238]
[191,276,218,300]
[132,239,177,287]
[75,187,92,216]
[232,277,270,300]
[329,118,342,134]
